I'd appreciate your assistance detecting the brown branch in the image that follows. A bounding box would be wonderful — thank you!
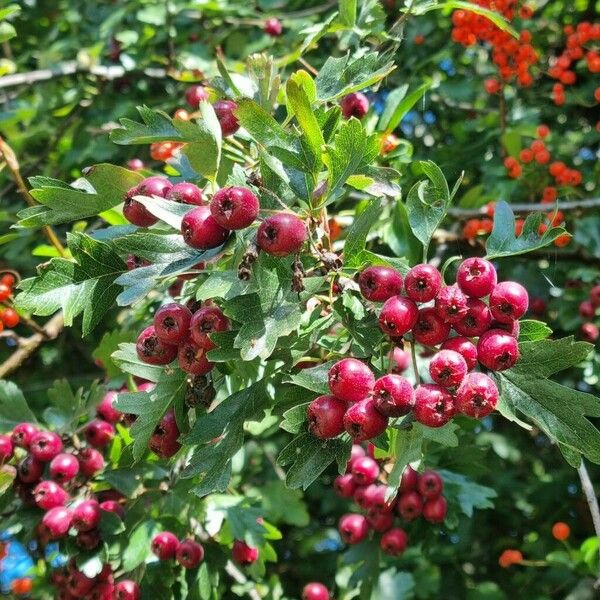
[0,312,64,379]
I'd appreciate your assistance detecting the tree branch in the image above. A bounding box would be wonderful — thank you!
[577,461,600,578]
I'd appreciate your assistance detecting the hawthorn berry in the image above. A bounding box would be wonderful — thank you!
[49,453,80,483]
[181,205,230,250]
[232,539,259,565]
[154,303,193,345]
[85,419,115,448]
[17,455,44,483]
[397,491,423,520]
[399,465,418,493]
[351,456,380,486]
[178,340,213,375]
[413,384,455,428]
[489,281,529,323]
[33,480,69,510]
[11,423,37,449]
[66,569,95,598]
[152,531,180,560]
[552,522,570,541]
[441,337,478,370]
[367,509,394,533]
[307,395,346,439]
[115,580,141,600]
[477,329,519,371]
[404,263,442,302]
[264,17,283,36]
[347,443,366,472]
[124,176,172,227]
[127,158,144,171]
[364,484,395,513]
[412,308,451,346]
[302,582,330,600]
[136,325,178,365]
[429,349,468,388]
[435,285,469,324]
[166,182,204,205]
[456,257,497,298]
[96,390,122,424]
[340,92,369,119]
[1,308,19,328]
[392,348,411,372]
[456,372,499,418]
[423,495,447,523]
[149,410,181,458]
[0,434,14,462]
[379,296,419,337]
[214,100,240,136]
[210,186,260,230]
[328,358,375,403]
[590,285,600,308]
[73,499,101,532]
[189,305,230,349]
[76,529,101,550]
[358,266,403,302]
[100,500,125,519]
[79,447,105,478]
[338,513,370,544]
[185,85,209,107]
[41,506,73,539]
[343,399,388,442]
[30,431,63,462]
[257,213,307,256]
[417,470,443,498]
[380,527,408,556]
[373,374,415,417]
[176,539,205,569]
[334,474,357,498]
[581,322,599,342]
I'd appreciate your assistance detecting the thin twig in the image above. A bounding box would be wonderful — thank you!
[447,198,600,217]
[577,461,600,579]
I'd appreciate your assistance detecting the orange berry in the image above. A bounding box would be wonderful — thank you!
[535,149,551,165]
[328,218,343,242]
[414,34,425,45]
[554,233,571,248]
[548,210,564,226]
[11,579,33,595]
[595,88,600,102]
[515,219,525,237]
[381,133,400,154]
[542,186,557,203]
[531,140,545,153]
[0,283,11,302]
[537,125,550,138]
[1,274,15,287]
[499,549,523,568]
[1,308,19,328]
[552,522,570,540]
[519,148,534,163]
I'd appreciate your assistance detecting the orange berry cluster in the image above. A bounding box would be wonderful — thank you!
[498,548,523,568]
[451,1,538,89]
[0,273,20,332]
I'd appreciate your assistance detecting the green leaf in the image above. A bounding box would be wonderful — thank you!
[384,199,422,265]
[122,521,156,571]
[44,380,101,433]
[518,320,552,342]
[386,427,423,491]
[280,402,310,434]
[439,469,497,517]
[339,0,357,27]
[574,216,600,259]
[0,380,36,430]
[259,480,310,527]
[485,201,567,259]
[110,105,179,144]
[344,199,383,267]
[0,21,16,43]
[379,81,432,133]
[285,360,336,395]
[373,569,415,600]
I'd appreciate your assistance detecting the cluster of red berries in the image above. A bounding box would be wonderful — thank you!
[0,272,20,332]
[452,1,538,89]
[578,284,600,343]
[334,450,447,555]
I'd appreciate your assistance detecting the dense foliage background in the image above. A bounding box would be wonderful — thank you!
[0,1,599,598]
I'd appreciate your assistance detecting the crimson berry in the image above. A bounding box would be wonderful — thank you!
[340,92,369,119]
[189,306,229,350]
[0,434,13,462]
[413,384,455,428]
[154,303,193,345]
[136,325,177,365]
[41,506,72,539]
[149,410,181,459]
[11,422,37,449]
[373,374,414,417]
[73,499,101,532]
[489,281,529,323]
[379,296,419,337]
[76,529,101,550]
[85,419,115,448]
[257,213,307,256]
[412,307,451,346]
[429,349,467,388]
[123,188,157,227]
[66,569,95,598]
[423,495,447,523]
[441,337,478,370]
[1,308,19,328]
[404,264,442,302]
[351,456,380,486]
[302,582,330,600]
[353,485,371,509]
[30,431,63,462]
[590,285,600,308]
[358,266,403,302]
[435,285,469,324]
[338,513,370,544]
[210,186,260,230]
[178,340,213,375]
[167,182,204,205]
[96,390,122,424]
[33,480,69,510]
[364,484,396,513]
[264,17,283,36]
[392,348,411,372]
[491,318,520,338]
[397,490,423,520]
[347,443,366,472]
[453,298,492,337]
[152,531,179,560]
[181,205,229,250]
[328,358,375,403]
[307,395,346,439]
[177,539,205,569]
[214,100,240,136]
[100,500,125,519]
[139,176,173,198]
[343,399,389,442]
[417,470,443,498]
[334,474,357,498]
[232,539,259,565]
[477,329,519,371]
[17,455,44,483]
[115,580,141,600]
[49,453,80,482]
[581,322,599,342]
[456,372,499,418]
[185,85,209,107]
[456,258,497,298]
[579,300,595,319]
[399,465,418,493]
[79,448,105,478]
[380,527,408,556]
[367,509,394,533]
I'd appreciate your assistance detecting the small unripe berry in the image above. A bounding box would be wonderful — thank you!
[456,372,499,418]
[264,17,283,37]
[397,490,423,520]
[477,329,519,371]
[85,419,115,448]
[413,384,455,428]
[79,448,105,478]
[343,399,389,442]
[73,499,102,532]
[422,495,447,523]
[190,306,229,350]
[257,213,307,256]
[178,341,213,375]
[453,298,492,337]
[11,422,38,449]
[177,539,205,568]
[152,531,179,560]
[97,390,123,424]
[380,527,408,556]
[373,374,414,417]
[181,205,230,250]
[417,470,443,498]
[435,285,469,324]
[334,474,357,498]
[154,303,193,345]
[17,455,44,483]
[340,93,369,119]
[456,258,497,298]
[404,264,442,302]
[328,358,375,403]
[232,539,259,565]
[166,182,204,206]
[49,453,80,482]
[30,431,63,462]
[489,281,529,323]
[185,85,209,107]
[379,296,419,337]
[399,465,418,493]
[0,434,14,462]
[41,506,72,539]
[441,337,478,371]
[412,308,451,346]
[136,325,178,365]
[210,187,260,230]
[351,456,380,486]
[307,395,346,439]
[358,266,403,302]
[214,100,240,136]
[367,509,394,532]
[429,350,467,388]
[338,513,370,544]
[115,580,141,600]
[302,582,330,600]
[33,480,69,510]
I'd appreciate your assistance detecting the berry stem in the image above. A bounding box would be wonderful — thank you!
[410,340,421,386]
[577,461,600,576]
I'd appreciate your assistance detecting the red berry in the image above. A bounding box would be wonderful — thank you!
[124,177,173,227]
[115,580,140,600]
[30,431,63,462]
[307,395,346,439]
[399,465,418,493]
[167,182,204,206]
[214,100,240,136]
[302,582,330,600]
[73,499,101,532]
[79,448,105,478]
[397,490,423,520]
[0,434,14,462]
[392,348,411,372]
[380,527,408,556]
[435,285,469,324]
[264,17,283,37]
[372,374,414,417]
[149,410,181,458]
[453,298,492,337]
[441,337,478,370]
[456,372,499,418]
[152,531,179,560]
[423,495,447,523]
[185,85,209,107]
[417,470,443,498]
[85,419,115,448]
[351,456,380,486]
[136,325,178,365]
[358,266,403,302]
[491,318,520,338]
[334,474,357,498]
[581,322,599,342]
[489,281,529,323]
[181,205,229,250]
[364,484,395,513]
[338,513,370,544]
[340,93,369,119]
[66,569,95,598]
[154,303,193,345]
[210,187,260,230]
[343,399,389,442]
[347,444,366,472]
[257,213,307,256]
[177,539,205,569]
[100,499,125,519]
[590,285,600,308]
[429,349,467,388]
[96,390,122,424]
[232,539,259,565]
[404,264,442,302]
[367,509,394,532]
[379,296,419,337]
[579,300,595,319]
[33,480,69,510]
[76,529,101,550]
[41,506,72,539]
[17,455,44,483]
[11,422,37,449]
[177,340,213,375]
[477,329,519,371]
[127,158,144,171]
[189,306,229,349]
[456,258,497,298]
[412,307,451,346]
[353,485,371,509]
[1,308,19,328]
[49,453,80,483]
[413,384,455,428]
[328,358,375,403]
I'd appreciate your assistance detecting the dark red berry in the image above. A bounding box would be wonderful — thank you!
[30,431,63,462]
[422,495,447,523]
[367,509,394,532]
[214,100,240,136]
[417,470,443,498]
[232,539,259,565]
[166,182,204,205]
[343,399,389,442]
[307,395,346,439]
[453,298,492,337]
[100,499,125,519]
[177,539,205,569]
[429,349,467,388]
[435,285,469,324]
[257,213,307,256]
[154,303,193,345]
[579,300,595,319]
[49,453,80,483]
[334,474,357,498]
[456,258,497,298]
[477,329,519,371]
[33,480,69,510]
[353,485,371,510]
[0,434,14,462]
[136,325,178,365]
[358,266,403,302]
[77,528,101,550]
[41,506,72,539]
[340,93,369,119]
[11,422,38,449]
[189,306,229,350]
[456,372,499,418]
[397,491,423,520]
[379,296,419,337]
[363,484,395,513]
[347,444,366,472]
[178,341,213,375]
[181,206,229,250]
[152,531,179,560]
[412,307,451,346]
[97,390,122,424]
[328,358,375,403]
[338,513,369,544]
[373,374,414,417]
[115,580,141,600]
[126,254,150,270]
[66,569,95,598]
[413,384,455,428]
[85,419,115,448]
[399,465,418,493]
[351,456,380,486]
[404,264,442,302]
[210,186,259,230]
[441,337,478,370]
[489,281,529,323]
[149,410,181,458]
[264,17,283,36]
[123,186,157,227]
[17,455,44,483]
[530,297,546,316]
[380,527,408,556]
[73,499,101,532]
[302,582,330,600]
[185,85,209,107]
[79,448,105,478]
[590,285,600,308]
